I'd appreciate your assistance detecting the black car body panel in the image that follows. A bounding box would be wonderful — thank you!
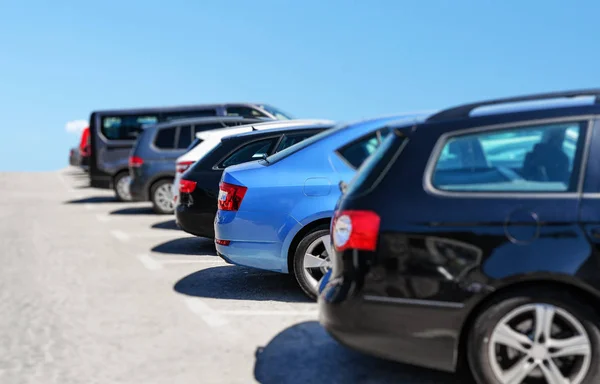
[176,123,334,238]
[319,92,600,373]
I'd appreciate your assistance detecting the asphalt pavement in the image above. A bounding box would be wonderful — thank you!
[0,168,464,384]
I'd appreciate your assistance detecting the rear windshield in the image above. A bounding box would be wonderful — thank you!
[344,132,406,198]
[263,124,345,164]
[187,138,203,151]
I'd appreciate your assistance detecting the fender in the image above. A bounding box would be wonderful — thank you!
[279,210,333,273]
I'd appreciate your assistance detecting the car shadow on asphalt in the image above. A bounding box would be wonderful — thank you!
[151,219,179,231]
[64,196,117,204]
[174,265,311,303]
[254,321,467,384]
[110,206,155,215]
[152,236,216,256]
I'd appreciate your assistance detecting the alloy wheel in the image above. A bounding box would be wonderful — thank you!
[488,303,592,384]
[116,175,132,201]
[155,183,174,213]
[302,235,332,291]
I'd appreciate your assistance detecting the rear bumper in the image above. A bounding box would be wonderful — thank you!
[129,175,150,201]
[317,271,459,373]
[175,204,215,238]
[214,209,298,273]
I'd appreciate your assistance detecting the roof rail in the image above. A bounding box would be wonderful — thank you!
[426,89,600,122]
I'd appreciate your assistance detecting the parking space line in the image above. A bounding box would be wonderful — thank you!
[158,258,227,265]
[217,309,318,317]
[110,230,130,242]
[137,254,163,270]
[185,298,229,328]
[95,214,111,223]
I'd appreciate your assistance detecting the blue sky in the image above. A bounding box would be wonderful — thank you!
[0,1,598,171]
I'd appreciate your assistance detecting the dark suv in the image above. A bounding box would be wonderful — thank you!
[129,116,267,214]
[319,89,600,384]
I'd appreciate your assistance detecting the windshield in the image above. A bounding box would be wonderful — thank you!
[263,123,346,164]
[260,104,294,120]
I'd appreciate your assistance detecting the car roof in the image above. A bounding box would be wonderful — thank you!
[90,103,273,115]
[426,89,600,123]
[193,119,334,140]
[222,122,334,142]
[148,116,267,130]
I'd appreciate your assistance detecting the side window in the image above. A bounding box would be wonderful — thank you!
[194,122,226,134]
[101,115,158,140]
[177,125,192,149]
[431,121,585,192]
[220,139,277,168]
[274,132,316,152]
[337,131,384,169]
[154,127,177,149]
[226,107,268,119]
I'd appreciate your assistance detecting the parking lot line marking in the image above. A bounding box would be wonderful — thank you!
[137,254,163,270]
[185,298,229,328]
[95,214,111,223]
[110,230,130,242]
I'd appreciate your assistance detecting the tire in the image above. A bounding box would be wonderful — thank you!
[113,172,132,202]
[151,179,175,214]
[292,226,331,300]
[467,288,600,384]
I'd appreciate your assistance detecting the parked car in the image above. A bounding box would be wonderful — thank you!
[69,147,81,166]
[173,119,335,209]
[319,89,600,384]
[177,120,335,238]
[214,113,427,299]
[87,103,292,201]
[79,126,90,171]
[129,117,268,214]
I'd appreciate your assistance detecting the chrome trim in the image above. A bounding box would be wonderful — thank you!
[363,295,465,309]
[422,115,597,199]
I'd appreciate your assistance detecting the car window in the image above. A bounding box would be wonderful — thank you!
[259,105,294,120]
[226,107,268,119]
[220,138,278,168]
[154,127,177,149]
[101,115,158,140]
[337,130,386,169]
[431,121,585,192]
[274,132,316,152]
[177,125,192,149]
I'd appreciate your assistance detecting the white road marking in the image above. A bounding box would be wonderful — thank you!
[185,298,229,327]
[137,254,163,270]
[110,230,130,242]
[95,214,111,223]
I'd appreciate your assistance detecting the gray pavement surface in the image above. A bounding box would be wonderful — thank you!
[0,168,465,384]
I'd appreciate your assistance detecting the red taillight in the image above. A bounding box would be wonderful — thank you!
[332,210,380,252]
[176,161,194,173]
[129,156,144,168]
[179,179,197,194]
[215,239,230,246]
[218,181,247,211]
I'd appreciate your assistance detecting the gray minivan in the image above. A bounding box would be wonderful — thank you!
[128,116,267,213]
[88,103,293,201]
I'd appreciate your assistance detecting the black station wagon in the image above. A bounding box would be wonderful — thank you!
[319,89,600,384]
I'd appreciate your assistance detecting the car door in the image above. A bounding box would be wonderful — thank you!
[374,117,591,305]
